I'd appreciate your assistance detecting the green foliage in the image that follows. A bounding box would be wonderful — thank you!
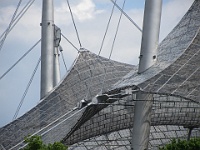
[48,142,67,150]
[159,138,200,150]
[22,135,67,150]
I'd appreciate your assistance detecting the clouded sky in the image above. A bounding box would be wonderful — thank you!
[0,0,194,127]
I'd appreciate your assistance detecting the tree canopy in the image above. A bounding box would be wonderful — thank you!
[159,138,200,150]
[21,135,67,150]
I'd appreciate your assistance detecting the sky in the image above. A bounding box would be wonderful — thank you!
[0,0,194,127]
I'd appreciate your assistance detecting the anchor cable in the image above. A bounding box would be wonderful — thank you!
[109,0,126,59]
[110,0,142,32]
[0,39,41,81]
[0,0,35,41]
[98,0,117,56]
[100,0,126,92]
[0,0,23,52]
[85,0,119,96]
[61,33,80,52]
[66,0,82,48]
[60,48,68,71]
[13,57,41,120]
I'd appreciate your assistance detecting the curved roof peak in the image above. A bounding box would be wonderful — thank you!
[112,0,200,101]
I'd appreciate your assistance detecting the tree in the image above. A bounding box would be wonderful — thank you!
[21,135,68,150]
[159,138,200,150]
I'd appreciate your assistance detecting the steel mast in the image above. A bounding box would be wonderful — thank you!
[132,0,162,149]
[40,0,55,99]
[53,26,61,87]
[138,0,162,73]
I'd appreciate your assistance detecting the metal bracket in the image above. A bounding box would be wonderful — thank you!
[54,25,61,47]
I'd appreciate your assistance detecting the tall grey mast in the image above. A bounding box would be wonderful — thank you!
[132,0,162,149]
[53,47,61,86]
[53,26,61,87]
[138,0,162,73]
[41,0,55,99]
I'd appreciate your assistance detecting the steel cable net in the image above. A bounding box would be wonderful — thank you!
[64,91,200,150]
[2,0,200,149]
[0,50,134,149]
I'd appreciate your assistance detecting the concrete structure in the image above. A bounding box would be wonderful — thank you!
[1,0,200,150]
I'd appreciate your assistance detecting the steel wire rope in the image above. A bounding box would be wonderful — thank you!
[66,0,82,48]
[110,0,142,32]
[60,48,68,71]
[152,95,179,142]
[14,107,85,150]
[10,87,192,148]
[4,0,139,145]
[0,39,41,81]
[0,145,6,150]
[0,0,35,41]
[98,0,117,56]
[83,0,118,99]
[100,0,126,93]
[0,0,34,40]
[13,57,41,120]
[109,0,125,59]
[61,33,80,52]
[0,0,23,52]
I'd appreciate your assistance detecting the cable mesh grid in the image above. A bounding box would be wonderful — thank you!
[66,92,200,149]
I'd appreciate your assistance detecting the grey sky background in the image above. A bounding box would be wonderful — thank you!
[0,0,194,127]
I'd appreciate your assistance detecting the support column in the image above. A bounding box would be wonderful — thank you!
[131,92,153,150]
[138,0,162,73]
[187,127,193,141]
[41,0,54,99]
[132,0,162,149]
[53,47,61,86]
[53,25,61,87]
